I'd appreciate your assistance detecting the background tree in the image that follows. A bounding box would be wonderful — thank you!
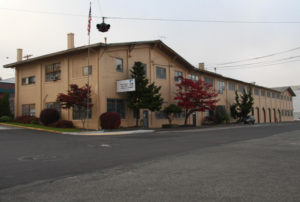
[163,104,182,125]
[127,61,164,127]
[175,78,218,125]
[231,87,254,121]
[56,84,93,128]
[0,92,12,117]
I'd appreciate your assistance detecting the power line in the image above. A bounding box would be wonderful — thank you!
[105,16,300,24]
[211,54,300,69]
[213,46,300,66]
[1,7,300,24]
[209,58,300,71]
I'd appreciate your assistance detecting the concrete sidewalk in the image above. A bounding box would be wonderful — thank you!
[62,129,155,136]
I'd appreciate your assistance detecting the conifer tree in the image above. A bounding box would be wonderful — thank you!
[127,62,164,127]
[232,87,254,121]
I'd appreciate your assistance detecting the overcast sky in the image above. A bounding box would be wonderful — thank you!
[1,0,300,87]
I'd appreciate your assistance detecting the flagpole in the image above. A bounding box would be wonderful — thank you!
[86,1,91,130]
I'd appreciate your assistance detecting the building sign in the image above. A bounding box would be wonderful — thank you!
[117,79,135,92]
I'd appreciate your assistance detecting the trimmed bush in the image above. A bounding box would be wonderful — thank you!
[49,120,74,128]
[100,112,121,129]
[214,106,230,124]
[0,115,12,122]
[14,115,39,124]
[40,108,60,125]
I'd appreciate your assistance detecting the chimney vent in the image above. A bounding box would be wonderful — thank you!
[17,49,23,62]
[198,63,205,70]
[67,33,74,49]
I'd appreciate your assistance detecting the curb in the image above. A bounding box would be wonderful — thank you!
[0,123,62,134]
[62,130,155,136]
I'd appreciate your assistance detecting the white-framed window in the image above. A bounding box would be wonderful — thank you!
[188,74,199,82]
[238,85,244,93]
[116,58,123,72]
[267,91,270,97]
[45,102,61,115]
[83,66,92,76]
[156,66,166,79]
[174,71,183,82]
[107,99,125,118]
[204,77,214,86]
[229,82,235,91]
[261,90,265,96]
[22,104,35,116]
[22,76,35,85]
[72,106,92,120]
[254,88,259,95]
[217,80,225,94]
[45,63,61,81]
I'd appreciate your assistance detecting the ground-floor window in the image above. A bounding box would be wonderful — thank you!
[72,106,92,120]
[155,111,168,119]
[107,99,125,118]
[45,102,61,114]
[174,111,185,118]
[22,104,35,116]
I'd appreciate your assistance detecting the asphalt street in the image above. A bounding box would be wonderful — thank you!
[0,122,300,201]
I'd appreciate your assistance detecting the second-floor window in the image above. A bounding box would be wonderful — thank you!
[22,76,35,85]
[116,58,123,72]
[204,77,214,86]
[46,63,61,81]
[238,85,244,93]
[174,71,183,82]
[217,80,225,94]
[229,82,235,91]
[156,66,166,79]
[254,88,259,95]
[261,90,265,96]
[83,66,92,76]
[188,74,199,82]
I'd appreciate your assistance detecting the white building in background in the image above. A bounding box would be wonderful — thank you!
[291,85,300,120]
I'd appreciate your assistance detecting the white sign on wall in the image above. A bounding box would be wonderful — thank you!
[117,79,136,93]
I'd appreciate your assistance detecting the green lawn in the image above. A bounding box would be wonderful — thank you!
[3,122,82,133]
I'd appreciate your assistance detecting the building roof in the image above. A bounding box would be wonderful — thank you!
[0,77,15,84]
[271,86,296,96]
[3,40,284,93]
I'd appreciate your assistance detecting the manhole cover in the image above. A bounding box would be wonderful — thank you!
[18,154,60,161]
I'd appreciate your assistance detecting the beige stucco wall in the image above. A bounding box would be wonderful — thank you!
[15,44,295,129]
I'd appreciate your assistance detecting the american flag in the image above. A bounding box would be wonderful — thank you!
[87,2,91,35]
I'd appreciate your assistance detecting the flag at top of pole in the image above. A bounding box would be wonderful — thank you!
[88,2,92,36]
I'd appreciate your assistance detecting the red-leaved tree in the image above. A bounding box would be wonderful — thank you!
[175,78,218,125]
[56,84,93,128]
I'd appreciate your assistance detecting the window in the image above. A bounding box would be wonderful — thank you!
[72,106,92,120]
[156,66,166,79]
[155,111,167,119]
[116,58,123,72]
[247,87,251,93]
[217,80,225,94]
[174,71,183,82]
[188,74,199,82]
[22,76,35,85]
[272,92,275,98]
[254,88,259,95]
[261,90,265,96]
[229,82,235,91]
[174,111,185,118]
[22,104,35,116]
[83,66,92,76]
[107,99,125,118]
[45,102,61,115]
[204,77,214,86]
[277,94,280,99]
[267,91,270,97]
[238,85,244,93]
[46,63,61,81]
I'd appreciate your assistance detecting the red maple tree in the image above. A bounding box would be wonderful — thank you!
[175,78,218,125]
[56,84,93,128]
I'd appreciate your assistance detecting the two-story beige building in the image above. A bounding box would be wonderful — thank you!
[4,33,295,129]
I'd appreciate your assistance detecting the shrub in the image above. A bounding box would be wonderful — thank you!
[100,112,121,129]
[31,119,40,125]
[14,115,39,124]
[214,106,230,124]
[0,115,12,122]
[49,120,74,128]
[39,108,60,125]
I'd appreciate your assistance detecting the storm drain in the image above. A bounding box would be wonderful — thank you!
[17,154,60,161]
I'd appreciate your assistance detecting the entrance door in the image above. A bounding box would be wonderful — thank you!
[143,110,149,128]
[192,112,197,126]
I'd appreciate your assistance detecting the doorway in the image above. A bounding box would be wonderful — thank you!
[143,110,149,128]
